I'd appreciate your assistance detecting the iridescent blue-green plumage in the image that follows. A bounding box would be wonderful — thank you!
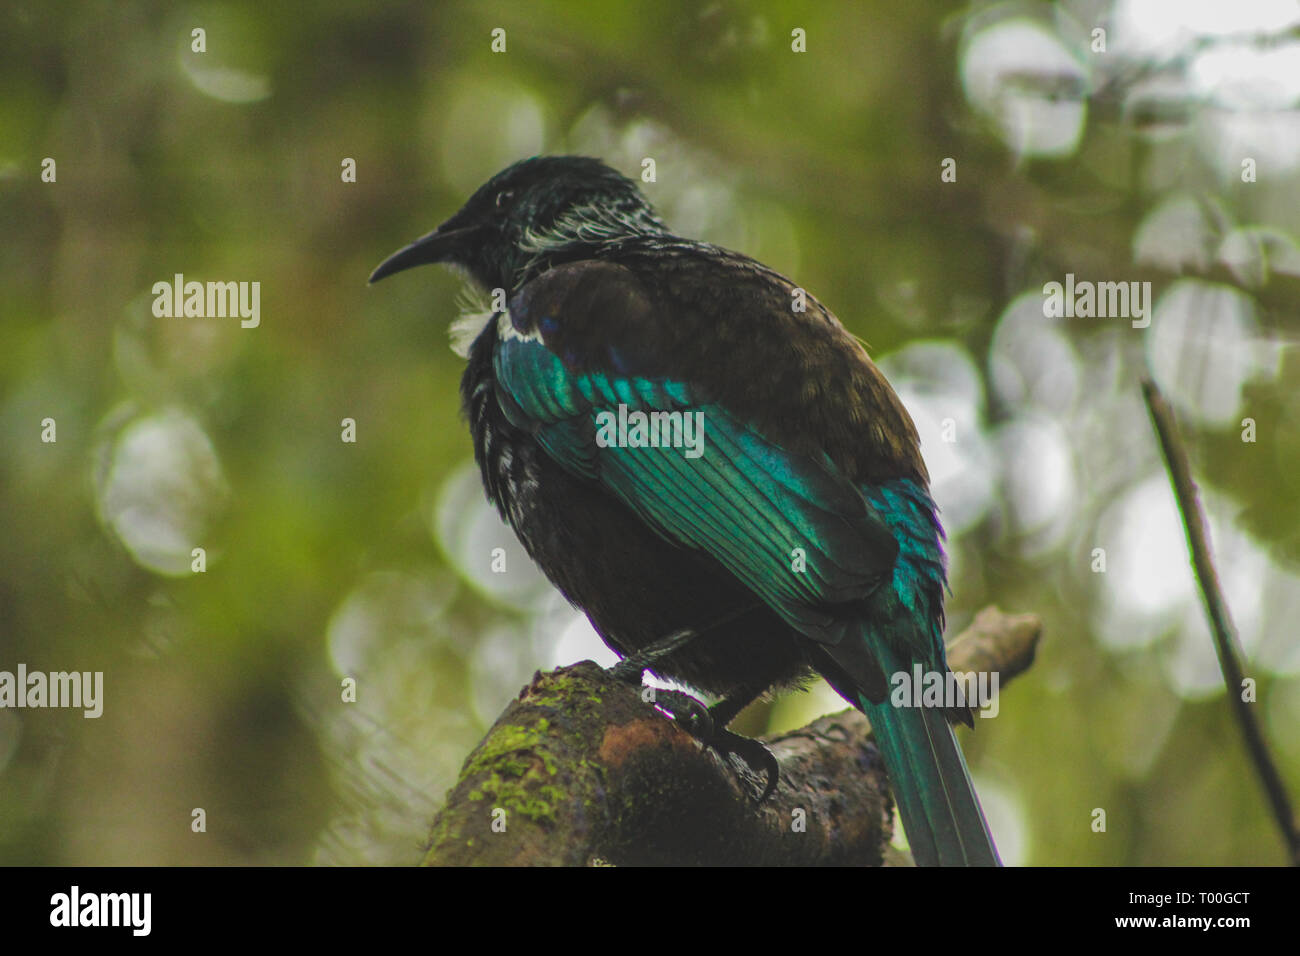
[370,156,999,866]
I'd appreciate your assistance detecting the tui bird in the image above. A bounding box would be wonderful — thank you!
[370,156,1000,866]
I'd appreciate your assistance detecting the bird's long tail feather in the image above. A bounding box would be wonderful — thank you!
[857,644,1001,867]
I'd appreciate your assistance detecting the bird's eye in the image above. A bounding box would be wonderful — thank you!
[495,190,514,209]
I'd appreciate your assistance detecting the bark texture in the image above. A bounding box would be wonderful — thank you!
[423,605,1041,866]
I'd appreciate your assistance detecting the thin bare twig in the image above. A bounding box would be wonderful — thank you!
[1141,377,1300,866]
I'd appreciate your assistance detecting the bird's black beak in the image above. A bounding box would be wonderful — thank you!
[368,224,479,284]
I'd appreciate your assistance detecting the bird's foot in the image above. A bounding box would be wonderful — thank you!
[611,668,778,801]
[607,627,779,801]
[608,646,715,739]
[643,693,780,802]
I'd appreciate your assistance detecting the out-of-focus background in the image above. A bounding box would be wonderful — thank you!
[2,0,1297,865]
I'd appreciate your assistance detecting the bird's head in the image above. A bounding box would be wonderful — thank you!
[369,155,666,292]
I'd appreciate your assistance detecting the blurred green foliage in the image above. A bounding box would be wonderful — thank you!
[1,0,1297,864]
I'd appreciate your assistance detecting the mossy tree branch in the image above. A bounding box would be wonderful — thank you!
[423,605,1041,866]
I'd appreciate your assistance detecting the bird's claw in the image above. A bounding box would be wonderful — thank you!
[614,661,780,802]
[648,693,780,803]
[710,729,780,803]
